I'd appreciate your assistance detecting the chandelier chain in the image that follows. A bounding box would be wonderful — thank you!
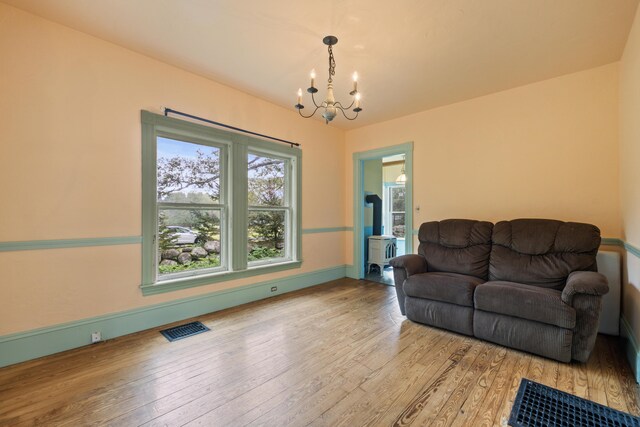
[327,45,336,83]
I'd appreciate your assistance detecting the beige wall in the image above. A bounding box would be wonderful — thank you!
[345,63,620,263]
[620,5,640,345]
[0,3,346,335]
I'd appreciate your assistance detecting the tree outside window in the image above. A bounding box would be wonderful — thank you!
[248,153,289,263]
[156,138,223,277]
[154,140,292,277]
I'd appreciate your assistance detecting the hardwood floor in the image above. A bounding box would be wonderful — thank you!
[1,278,638,426]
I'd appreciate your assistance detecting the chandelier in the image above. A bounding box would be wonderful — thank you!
[295,35,362,124]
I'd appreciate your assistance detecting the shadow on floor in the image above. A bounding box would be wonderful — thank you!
[364,265,395,286]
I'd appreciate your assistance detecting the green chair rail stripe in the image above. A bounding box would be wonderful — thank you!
[302,227,353,234]
[0,236,142,252]
[0,234,637,260]
[601,237,624,246]
[599,237,640,259]
[624,241,640,259]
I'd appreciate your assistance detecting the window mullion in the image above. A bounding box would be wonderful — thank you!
[231,136,249,271]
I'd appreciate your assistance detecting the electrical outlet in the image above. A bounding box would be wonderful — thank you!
[91,332,102,343]
[271,286,277,292]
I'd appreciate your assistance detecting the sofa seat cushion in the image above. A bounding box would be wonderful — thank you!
[403,272,485,307]
[406,297,474,336]
[474,281,576,329]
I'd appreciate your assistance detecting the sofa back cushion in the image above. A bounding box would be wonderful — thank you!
[489,219,600,290]
[418,219,493,279]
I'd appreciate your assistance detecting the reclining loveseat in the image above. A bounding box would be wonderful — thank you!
[390,218,608,362]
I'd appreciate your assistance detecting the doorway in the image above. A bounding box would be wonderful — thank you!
[351,142,413,284]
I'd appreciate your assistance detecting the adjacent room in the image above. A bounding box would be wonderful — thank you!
[1,1,640,425]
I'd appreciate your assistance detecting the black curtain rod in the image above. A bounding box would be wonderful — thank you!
[163,108,301,148]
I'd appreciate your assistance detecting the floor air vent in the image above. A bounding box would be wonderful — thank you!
[509,378,640,427]
[160,321,210,342]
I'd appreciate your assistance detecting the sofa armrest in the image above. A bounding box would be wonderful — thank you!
[390,254,428,277]
[390,255,427,315]
[561,271,608,305]
[562,271,608,362]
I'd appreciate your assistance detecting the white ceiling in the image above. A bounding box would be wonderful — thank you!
[4,0,638,129]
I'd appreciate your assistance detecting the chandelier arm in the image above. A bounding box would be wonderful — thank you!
[334,99,355,110]
[298,105,321,119]
[338,108,359,121]
[310,91,322,108]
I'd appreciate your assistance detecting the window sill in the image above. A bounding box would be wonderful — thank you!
[140,260,302,296]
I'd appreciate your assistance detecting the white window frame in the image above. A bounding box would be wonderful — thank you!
[384,182,406,239]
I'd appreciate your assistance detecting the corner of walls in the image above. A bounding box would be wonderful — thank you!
[619,1,640,384]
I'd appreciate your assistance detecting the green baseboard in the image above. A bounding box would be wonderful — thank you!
[0,265,348,368]
[620,316,640,383]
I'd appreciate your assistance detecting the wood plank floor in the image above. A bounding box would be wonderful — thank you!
[1,278,638,426]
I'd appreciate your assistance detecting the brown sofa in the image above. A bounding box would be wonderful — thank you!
[390,219,608,362]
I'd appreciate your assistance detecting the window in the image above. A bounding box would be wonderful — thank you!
[141,111,301,294]
[384,184,405,238]
[247,153,291,264]
[156,137,226,279]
